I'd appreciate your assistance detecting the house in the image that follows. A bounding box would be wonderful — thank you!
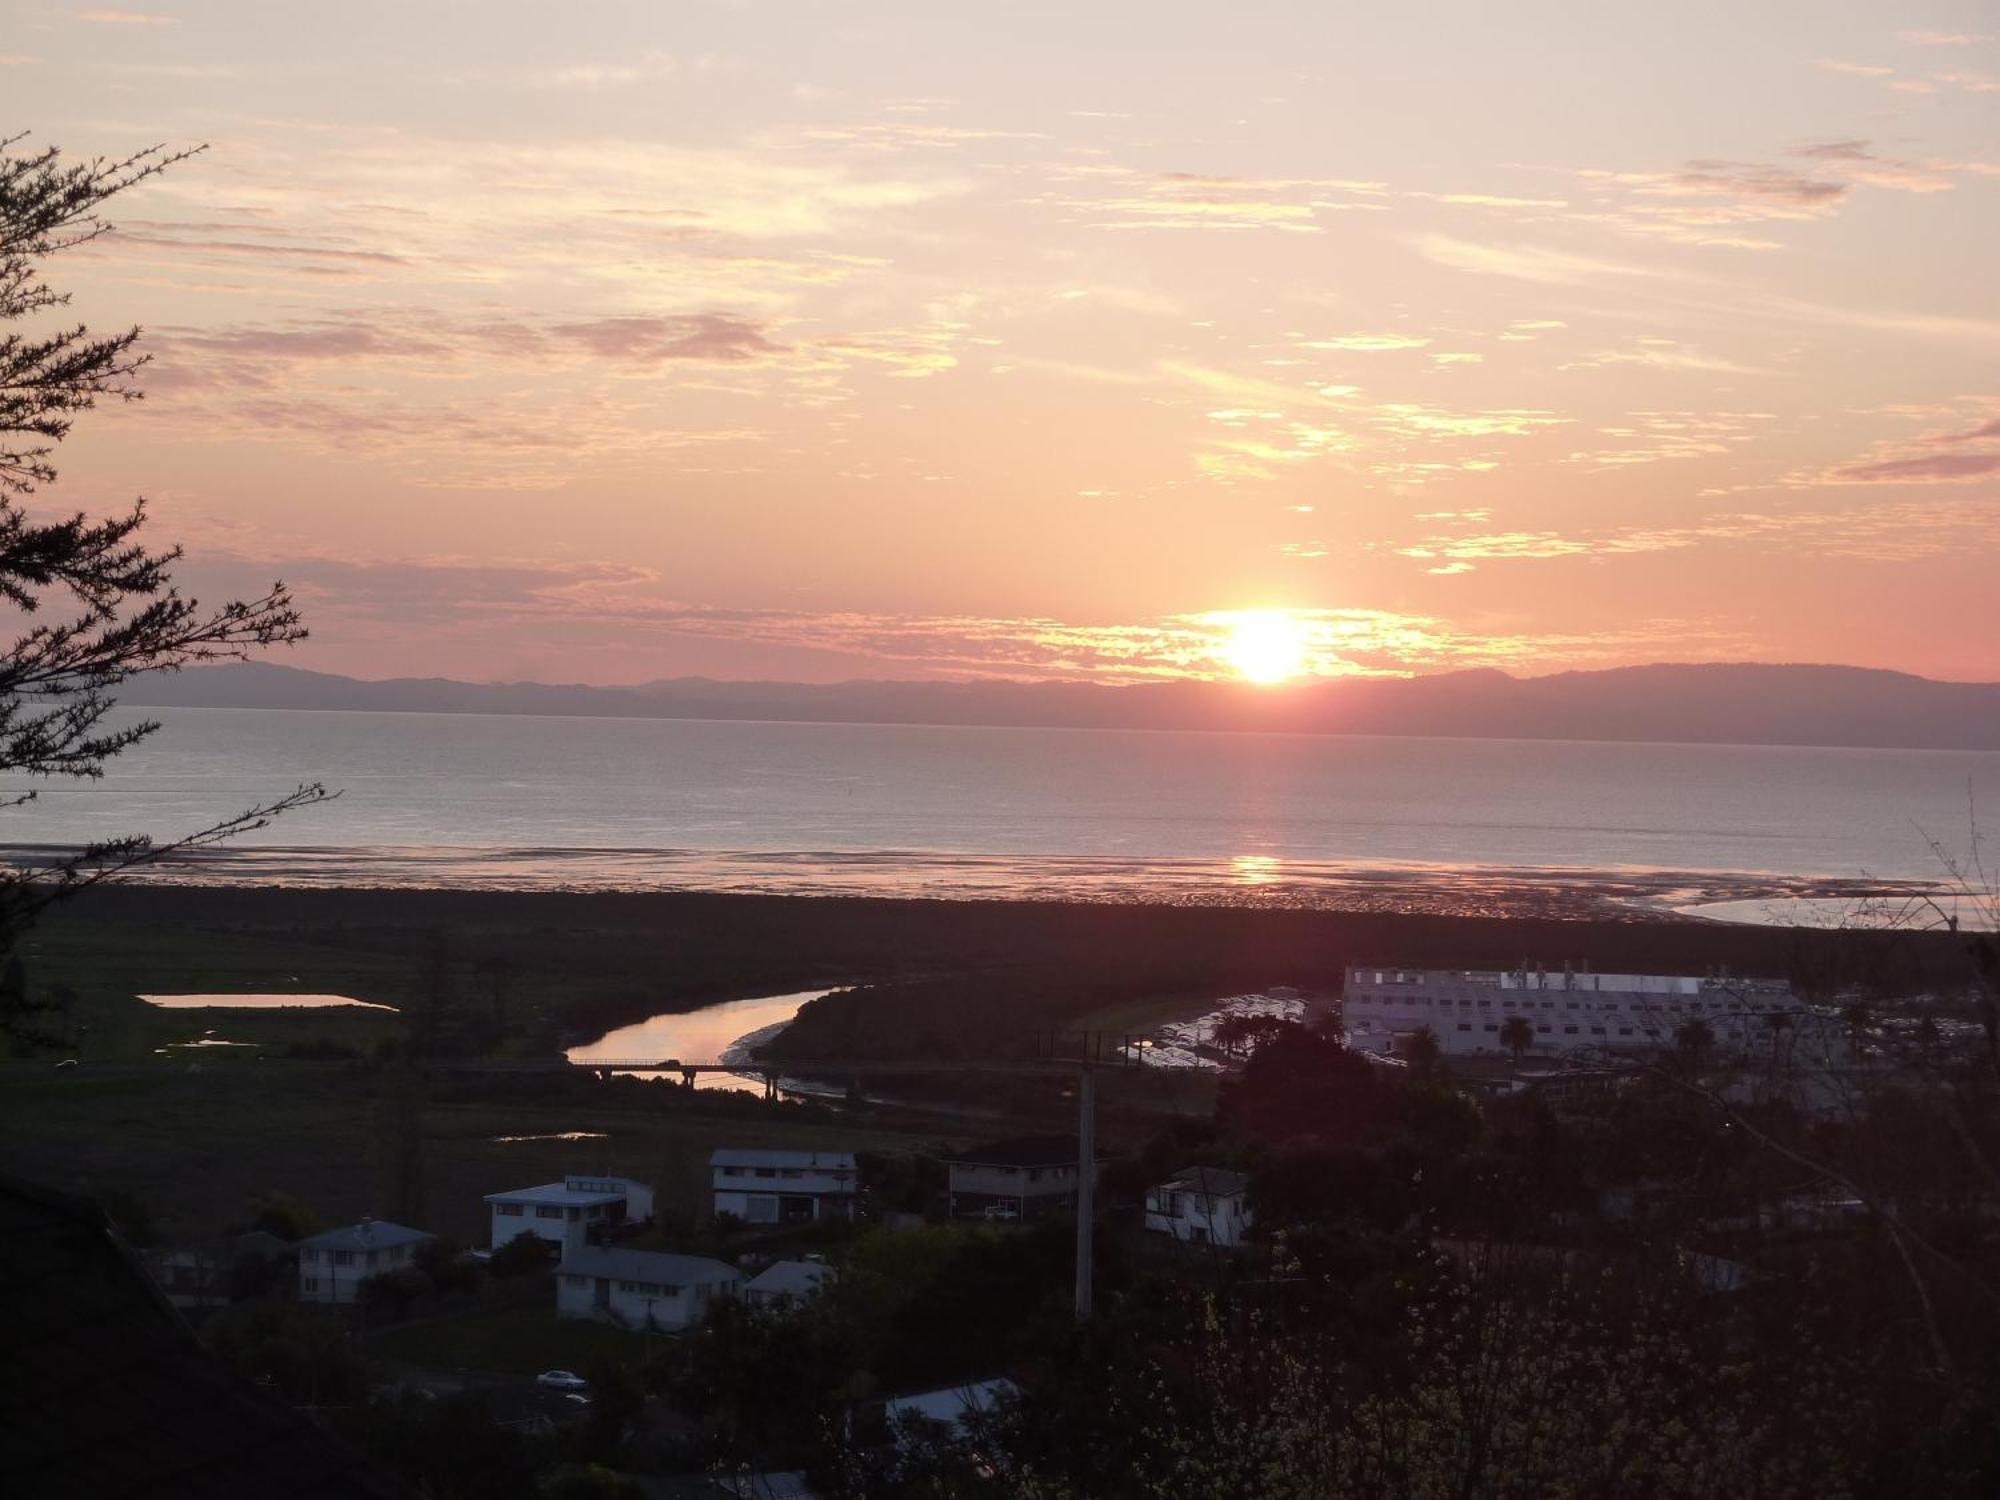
[484,1173,654,1254]
[745,1258,836,1306]
[710,1149,858,1225]
[295,1217,434,1305]
[1144,1167,1252,1249]
[145,1230,293,1309]
[555,1244,742,1331]
[852,1378,1020,1465]
[944,1136,1096,1222]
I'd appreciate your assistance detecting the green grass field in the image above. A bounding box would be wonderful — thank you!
[0,1057,945,1247]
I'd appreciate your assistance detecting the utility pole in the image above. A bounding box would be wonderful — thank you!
[1075,1061,1095,1321]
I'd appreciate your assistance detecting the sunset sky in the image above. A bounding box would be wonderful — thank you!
[7,0,1999,684]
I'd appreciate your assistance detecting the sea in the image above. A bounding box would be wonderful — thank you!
[2,706,1995,922]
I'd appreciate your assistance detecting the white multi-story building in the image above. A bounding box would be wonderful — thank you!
[556,1245,741,1331]
[1342,965,1842,1063]
[484,1174,655,1255]
[710,1149,858,1225]
[296,1218,434,1305]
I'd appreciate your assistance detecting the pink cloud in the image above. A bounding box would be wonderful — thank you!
[1833,452,2000,483]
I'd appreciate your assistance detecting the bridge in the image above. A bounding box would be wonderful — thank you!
[440,1047,1147,1098]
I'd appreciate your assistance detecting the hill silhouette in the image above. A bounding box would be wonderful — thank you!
[119,661,2000,751]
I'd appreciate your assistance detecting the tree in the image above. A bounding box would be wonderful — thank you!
[0,136,326,979]
[1399,1025,1441,1077]
[246,1190,321,1242]
[1498,1015,1534,1064]
[1673,1017,1715,1072]
[488,1231,557,1277]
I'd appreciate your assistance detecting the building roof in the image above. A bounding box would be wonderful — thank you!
[483,1182,628,1207]
[746,1260,836,1299]
[944,1135,1082,1168]
[0,1172,408,1499]
[561,1245,742,1285]
[883,1378,1019,1427]
[710,1148,857,1171]
[1349,965,1793,997]
[1156,1166,1250,1199]
[296,1218,434,1254]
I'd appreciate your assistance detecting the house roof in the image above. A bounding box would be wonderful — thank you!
[297,1219,434,1254]
[1156,1166,1250,1199]
[944,1135,1083,1168]
[561,1245,742,1285]
[746,1260,836,1298]
[483,1182,627,1207]
[0,1172,408,1498]
[884,1378,1019,1426]
[710,1148,856,1171]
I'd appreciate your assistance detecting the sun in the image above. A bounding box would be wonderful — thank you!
[1223,611,1309,685]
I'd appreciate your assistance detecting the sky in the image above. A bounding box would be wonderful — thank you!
[5,0,1999,685]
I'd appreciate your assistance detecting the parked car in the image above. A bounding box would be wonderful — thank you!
[536,1370,589,1392]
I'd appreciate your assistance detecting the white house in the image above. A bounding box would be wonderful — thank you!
[556,1245,742,1331]
[710,1149,858,1225]
[296,1218,434,1305]
[1144,1167,1253,1249]
[484,1174,654,1254]
[1342,964,1843,1062]
[745,1258,837,1306]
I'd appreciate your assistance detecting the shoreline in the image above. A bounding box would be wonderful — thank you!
[0,841,1962,924]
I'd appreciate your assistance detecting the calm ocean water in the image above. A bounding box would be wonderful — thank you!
[1,707,1994,914]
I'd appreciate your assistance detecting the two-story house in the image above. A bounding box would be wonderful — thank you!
[1144,1166,1253,1249]
[556,1245,742,1331]
[944,1136,1097,1222]
[710,1149,858,1224]
[296,1218,434,1305]
[483,1174,654,1255]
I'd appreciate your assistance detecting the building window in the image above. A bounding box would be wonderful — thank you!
[333,1251,354,1266]
[1483,1024,1497,1033]
[536,1207,563,1219]
[1537,1025,1551,1034]
[1564,1025,1579,1034]
[496,1203,523,1216]
[302,1277,319,1292]
[564,1274,588,1288]
[1456,1023,1471,1032]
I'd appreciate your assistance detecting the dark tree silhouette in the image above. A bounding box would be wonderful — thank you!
[1400,1024,1442,1076]
[0,135,326,968]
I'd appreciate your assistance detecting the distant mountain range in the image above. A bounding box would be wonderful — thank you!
[118,661,2000,751]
